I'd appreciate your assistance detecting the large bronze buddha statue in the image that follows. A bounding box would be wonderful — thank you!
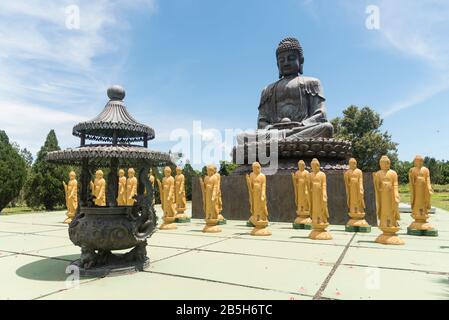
[233,37,351,174]
[257,37,333,139]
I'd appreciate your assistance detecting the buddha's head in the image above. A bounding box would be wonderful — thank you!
[128,168,135,178]
[311,158,320,173]
[414,155,424,168]
[176,166,182,175]
[349,158,357,170]
[163,166,172,177]
[276,37,304,78]
[149,168,153,176]
[379,156,391,171]
[252,162,261,175]
[206,164,215,177]
[118,169,125,177]
[69,171,76,180]
[298,160,305,171]
[95,170,104,179]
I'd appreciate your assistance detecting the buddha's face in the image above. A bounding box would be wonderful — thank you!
[311,160,320,173]
[128,168,135,177]
[349,158,357,170]
[414,156,424,168]
[252,162,261,174]
[118,169,124,177]
[379,157,390,170]
[277,50,301,77]
[298,161,305,171]
[176,167,182,175]
[207,166,214,177]
[69,171,76,180]
[96,170,103,179]
[164,167,171,177]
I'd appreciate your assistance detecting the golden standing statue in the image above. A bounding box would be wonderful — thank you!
[373,156,404,245]
[291,160,312,229]
[199,165,221,233]
[126,168,138,206]
[212,165,226,225]
[117,169,127,206]
[174,166,189,222]
[407,155,438,236]
[90,170,106,206]
[63,171,78,224]
[246,162,271,236]
[344,158,371,232]
[157,167,177,230]
[148,168,156,205]
[308,159,332,240]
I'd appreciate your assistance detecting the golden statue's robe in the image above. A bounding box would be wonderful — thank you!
[409,167,432,217]
[292,169,310,215]
[160,176,176,218]
[344,168,365,214]
[175,173,187,211]
[65,179,78,217]
[92,178,106,206]
[126,176,137,206]
[117,176,127,206]
[374,169,400,228]
[309,171,329,224]
[248,172,268,221]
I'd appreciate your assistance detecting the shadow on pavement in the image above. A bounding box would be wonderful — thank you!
[16,255,84,282]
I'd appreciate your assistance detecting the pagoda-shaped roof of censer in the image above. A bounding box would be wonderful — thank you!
[72,85,155,143]
[46,85,172,167]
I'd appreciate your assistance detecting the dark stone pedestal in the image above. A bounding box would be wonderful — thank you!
[192,172,377,226]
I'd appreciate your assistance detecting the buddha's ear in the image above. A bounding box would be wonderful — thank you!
[299,64,304,75]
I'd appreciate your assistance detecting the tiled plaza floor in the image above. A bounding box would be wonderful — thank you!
[0,203,448,300]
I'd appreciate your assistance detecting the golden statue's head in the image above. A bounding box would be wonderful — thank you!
[311,158,320,173]
[149,168,153,175]
[206,164,215,177]
[176,166,182,175]
[349,158,357,170]
[379,155,391,170]
[118,169,125,177]
[414,155,424,168]
[163,166,172,177]
[298,160,305,171]
[95,170,104,179]
[252,161,261,174]
[128,168,135,177]
[69,171,76,180]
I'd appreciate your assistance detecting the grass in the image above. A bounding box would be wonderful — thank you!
[399,184,449,211]
[0,206,64,215]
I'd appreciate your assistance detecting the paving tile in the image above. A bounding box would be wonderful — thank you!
[321,264,449,300]
[0,233,73,253]
[0,253,93,300]
[38,270,309,300]
[342,246,449,274]
[199,238,344,265]
[147,231,230,249]
[149,249,333,297]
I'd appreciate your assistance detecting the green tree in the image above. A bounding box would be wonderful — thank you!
[395,160,413,184]
[25,130,68,210]
[0,130,27,212]
[332,106,398,172]
[219,160,238,176]
[183,162,199,201]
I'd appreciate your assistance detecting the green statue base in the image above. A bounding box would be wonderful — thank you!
[293,223,312,230]
[345,225,371,233]
[175,217,191,223]
[217,219,227,225]
[407,227,438,237]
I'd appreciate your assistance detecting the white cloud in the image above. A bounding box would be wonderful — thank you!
[374,0,449,117]
[0,0,156,155]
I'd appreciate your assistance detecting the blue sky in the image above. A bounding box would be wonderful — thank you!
[1,0,448,168]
